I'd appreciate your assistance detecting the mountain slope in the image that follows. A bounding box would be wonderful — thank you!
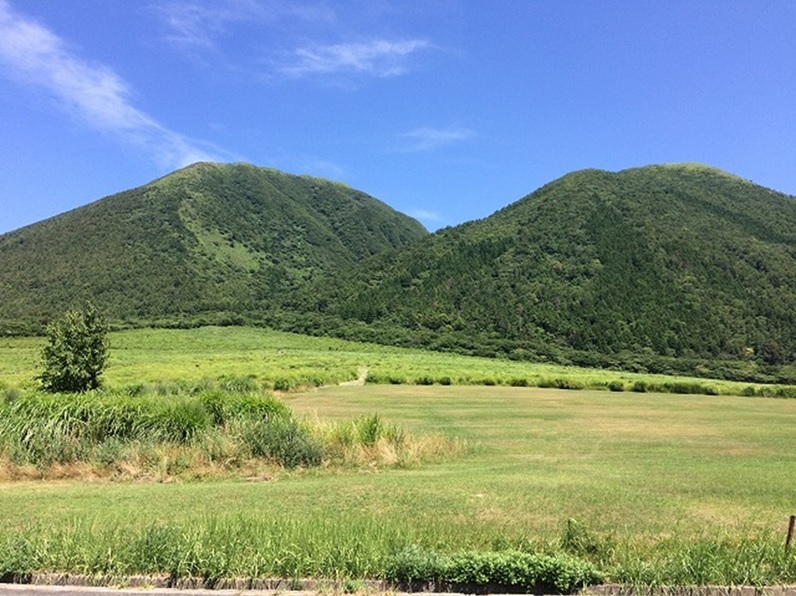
[285,164,796,371]
[0,162,427,326]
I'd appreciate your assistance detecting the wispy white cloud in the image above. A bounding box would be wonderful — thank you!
[400,127,476,152]
[156,2,226,49]
[154,0,334,52]
[154,2,432,83]
[278,38,430,78]
[0,0,227,168]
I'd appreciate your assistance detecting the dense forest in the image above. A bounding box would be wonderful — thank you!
[2,162,795,382]
[0,162,427,328]
[277,164,796,382]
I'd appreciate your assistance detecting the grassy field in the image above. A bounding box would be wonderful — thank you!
[1,327,796,586]
[292,385,796,537]
[1,326,792,396]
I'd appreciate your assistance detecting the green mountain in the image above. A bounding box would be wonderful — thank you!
[0,162,427,328]
[283,164,796,378]
[4,161,796,381]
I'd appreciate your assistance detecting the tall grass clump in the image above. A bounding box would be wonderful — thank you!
[0,390,454,477]
[312,414,461,468]
[538,378,585,390]
[234,416,323,468]
[0,389,319,474]
[0,516,403,583]
[608,532,796,586]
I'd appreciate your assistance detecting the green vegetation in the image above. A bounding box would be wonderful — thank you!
[2,163,796,382]
[386,546,602,592]
[1,158,796,587]
[0,162,426,327]
[2,326,793,397]
[1,382,795,586]
[1,327,796,587]
[0,389,319,474]
[0,384,454,479]
[37,304,109,393]
[284,164,796,381]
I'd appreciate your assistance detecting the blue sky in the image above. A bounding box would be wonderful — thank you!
[1,1,795,234]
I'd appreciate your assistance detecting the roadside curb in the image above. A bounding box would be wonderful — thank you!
[1,576,795,596]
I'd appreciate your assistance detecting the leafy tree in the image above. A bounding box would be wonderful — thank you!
[38,304,109,393]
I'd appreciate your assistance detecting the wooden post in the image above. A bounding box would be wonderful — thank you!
[787,515,795,553]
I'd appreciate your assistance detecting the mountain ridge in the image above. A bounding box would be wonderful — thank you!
[2,161,795,381]
[0,162,427,326]
[278,163,796,379]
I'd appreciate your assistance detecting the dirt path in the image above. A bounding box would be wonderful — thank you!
[339,366,369,386]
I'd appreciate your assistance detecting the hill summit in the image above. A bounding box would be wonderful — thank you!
[284,164,796,375]
[0,162,427,326]
[3,161,796,381]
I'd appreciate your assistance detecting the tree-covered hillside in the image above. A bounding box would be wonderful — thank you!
[4,161,795,381]
[0,162,427,329]
[282,164,796,379]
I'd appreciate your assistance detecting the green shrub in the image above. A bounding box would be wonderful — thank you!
[364,372,383,384]
[538,378,585,390]
[37,305,109,393]
[631,380,648,393]
[608,380,625,392]
[365,371,408,385]
[664,382,707,395]
[386,544,444,583]
[385,546,602,593]
[272,378,294,391]
[414,376,434,386]
[773,386,796,398]
[509,377,528,387]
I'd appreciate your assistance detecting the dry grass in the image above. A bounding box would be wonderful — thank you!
[309,413,465,469]
[0,447,280,482]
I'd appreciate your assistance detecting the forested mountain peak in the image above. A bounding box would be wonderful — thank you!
[3,161,795,381]
[284,164,796,379]
[0,162,427,326]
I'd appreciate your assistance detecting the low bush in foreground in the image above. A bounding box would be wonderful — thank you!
[386,545,602,593]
